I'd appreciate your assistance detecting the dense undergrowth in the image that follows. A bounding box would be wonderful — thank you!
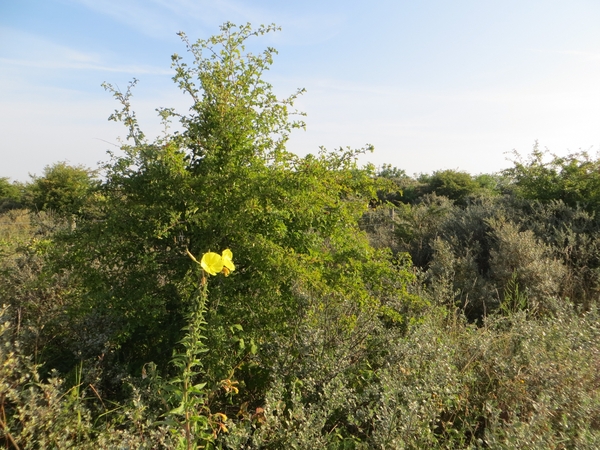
[1,22,599,449]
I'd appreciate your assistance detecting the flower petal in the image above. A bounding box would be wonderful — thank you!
[201,252,223,276]
[221,249,235,272]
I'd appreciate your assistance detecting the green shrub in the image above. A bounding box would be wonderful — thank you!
[0,304,172,448]
[24,162,99,222]
[0,178,23,213]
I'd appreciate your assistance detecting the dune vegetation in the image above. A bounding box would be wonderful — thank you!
[1,23,599,449]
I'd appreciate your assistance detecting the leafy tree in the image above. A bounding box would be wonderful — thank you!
[24,162,99,220]
[377,163,408,180]
[376,168,500,206]
[0,177,23,212]
[506,143,600,210]
[422,169,482,204]
[51,23,418,407]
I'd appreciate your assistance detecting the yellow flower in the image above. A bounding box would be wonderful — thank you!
[200,251,223,276]
[187,248,235,277]
[221,248,235,276]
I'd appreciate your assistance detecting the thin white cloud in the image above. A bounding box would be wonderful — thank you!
[64,0,177,37]
[151,0,266,24]
[0,27,170,75]
[63,0,344,45]
[0,57,171,74]
[0,27,172,87]
[1,26,99,60]
[63,0,265,38]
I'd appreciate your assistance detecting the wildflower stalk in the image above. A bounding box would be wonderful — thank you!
[164,249,234,449]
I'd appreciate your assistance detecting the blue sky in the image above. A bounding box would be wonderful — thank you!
[2,0,600,181]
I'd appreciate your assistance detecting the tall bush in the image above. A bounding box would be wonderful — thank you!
[48,23,418,411]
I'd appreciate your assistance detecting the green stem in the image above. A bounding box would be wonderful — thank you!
[183,269,209,449]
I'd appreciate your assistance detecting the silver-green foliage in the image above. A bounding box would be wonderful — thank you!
[221,305,600,449]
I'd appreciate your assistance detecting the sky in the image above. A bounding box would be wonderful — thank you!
[2,0,600,181]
